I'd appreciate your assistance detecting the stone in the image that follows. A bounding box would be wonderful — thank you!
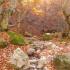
[9,48,30,69]
[43,67,49,70]
[53,53,70,70]
[27,48,35,55]
[37,56,47,68]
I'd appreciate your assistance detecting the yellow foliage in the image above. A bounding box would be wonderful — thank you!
[21,0,41,6]
[33,0,41,3]
[32,7,44,16]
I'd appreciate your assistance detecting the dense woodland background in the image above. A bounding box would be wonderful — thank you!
[0,0,70,70]
[0,0,70,36]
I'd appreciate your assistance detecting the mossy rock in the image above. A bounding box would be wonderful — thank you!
[8,31,26,46]
[53,53,70,70]
[43,33,53,41]
[0,38,8,48]
[0,0,4,5]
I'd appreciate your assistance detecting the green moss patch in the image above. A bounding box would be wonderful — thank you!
[8,31,26,46]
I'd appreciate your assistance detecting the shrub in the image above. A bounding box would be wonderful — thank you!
[0,0,4,5]
[0,38,8,48]
[0,17,9,32]
[62,32,68,38]
[8,31,26,45]
[53,53,70,70]
[43,33,53,41]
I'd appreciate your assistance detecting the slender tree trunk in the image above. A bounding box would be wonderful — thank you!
[62,10,70,38]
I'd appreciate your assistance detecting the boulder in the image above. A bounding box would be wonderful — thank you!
[53,53,70,70]
[9,48,30,69]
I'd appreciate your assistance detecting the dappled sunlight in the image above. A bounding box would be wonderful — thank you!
[32,7,44,16]
[21,0,52,16]
[21,0,52,5]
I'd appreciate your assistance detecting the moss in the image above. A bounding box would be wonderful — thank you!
[53,54,70,70]
[28,40,33,44]
[0,38,8,48]
[43,33,53,41]
[8,31,26,46]
[0,0,4,5]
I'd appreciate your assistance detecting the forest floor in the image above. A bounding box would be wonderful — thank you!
[0,32,70,70]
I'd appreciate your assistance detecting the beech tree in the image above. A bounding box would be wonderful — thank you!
[0,0,22,31]
[62,0,70,31]
[61,0,70,37]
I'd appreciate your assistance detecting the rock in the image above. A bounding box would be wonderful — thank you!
[45,42,60,51]
[29,57,38,69]
[31,41,49,50]
[29,59,38,63]
[37,56,47,68]
[53,53,70,70]
[9,48,30,69]
[43,67,49,70]
[27,48,35,56]
[46,55,54,63]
